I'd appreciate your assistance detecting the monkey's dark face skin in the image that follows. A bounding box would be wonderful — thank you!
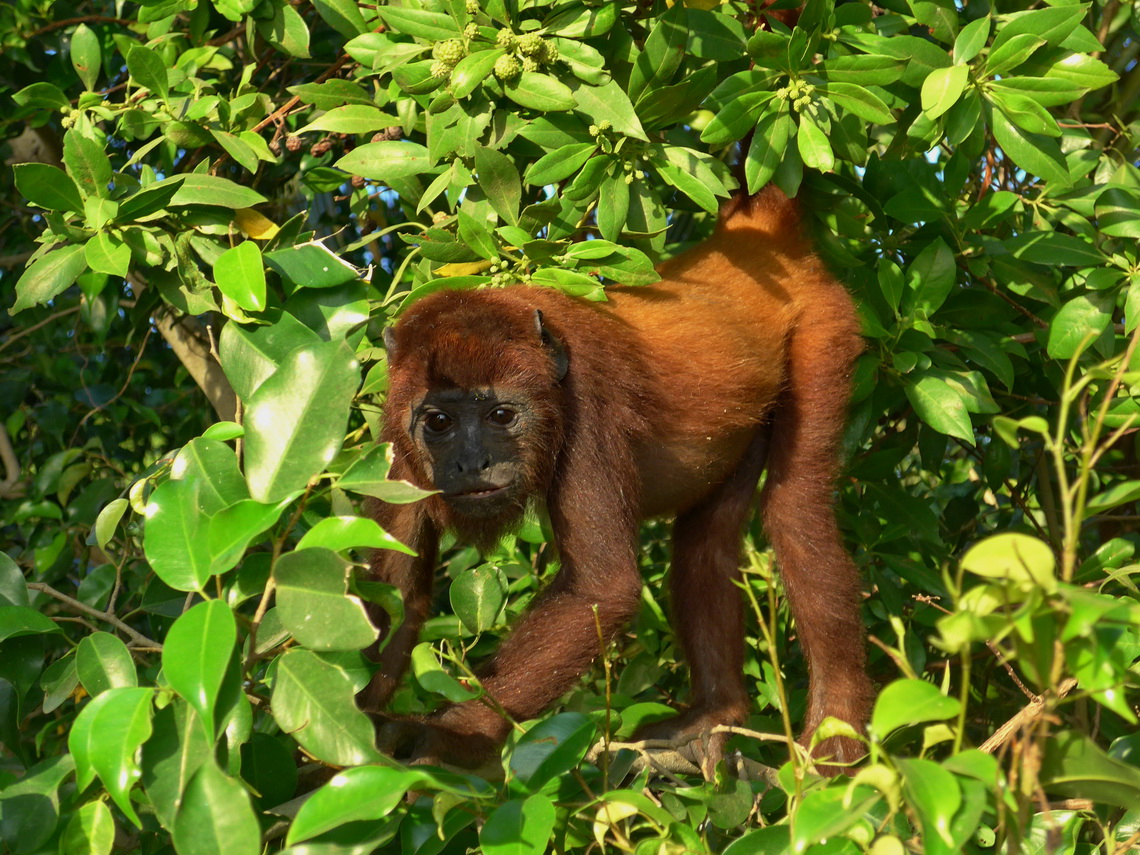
[409,387,538,519]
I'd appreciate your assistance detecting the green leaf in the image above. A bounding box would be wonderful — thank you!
[10,244,89,314]
[796,112,834,173]
[908,238,956,314]
[921,64,968,119]
[525,143,597,186]
[745,107,792,192]
[450,563,507,634]
[70,687,154,828]
[1041,731,1140,811]
[0,554,29,607]
[570,78,648,141]
[312,0,369,38]
[990,110,1071,188]
[296,515,415,555]
[961,533,1056,591]
[116,176,185,221]
[985,33,1045,77]
[172,762,261,855]
[219,313,322,401]
[870,679,962,738]
[411,642,481,702]
[70,24,101,91]
[481,795,557,855]
[175,437,249,513]
[126,44,169,101]
[257,1,311,58]
[13,163,84,212]
[375,5,460,40]
[1005,231,1103,265]
[207,497,292,574]
[63,130,112,199]
[60,799,115,855]
[953,16,991,64]
[505,72,576,112]
[904,372,975,444]
[140,702,212,831]
[275,547,379,651]
[0,605,62,641]
[896,758,961,848]
[0,755,75,851]
[992,4,1090,52]
[335,140,432,181]
[169,174,268,207]
[991,89,1060,136]
[792,784,881,852]
[244,339,360,503]
[1095,188,1140,238]
[13,81,70,109]
[213,241,266,311]
[297,104,401,135]
[162,600,236,742]
[334,443,437,503]
[475,146,522,226]
[84,232,131,278]
[596,175,630,241]
[76,631,137,696]
[271,649,383,765]
[450,49,504,99]
[1047,291,1113,359]
[699,90,773,145]
[509,713,595,792]
[825,81,894,124]
[143,478,213,592]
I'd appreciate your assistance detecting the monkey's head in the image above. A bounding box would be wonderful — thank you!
[382,291,569,541]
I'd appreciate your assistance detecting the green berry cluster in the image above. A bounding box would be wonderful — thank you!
[492,29,558,80]
[776,80,816,111]
[431,38,467,79]
[487,263,532,287]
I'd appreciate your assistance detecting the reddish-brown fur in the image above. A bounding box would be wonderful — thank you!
[364,187,872,769]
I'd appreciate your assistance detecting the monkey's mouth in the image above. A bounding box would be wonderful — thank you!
[447,485,510,500]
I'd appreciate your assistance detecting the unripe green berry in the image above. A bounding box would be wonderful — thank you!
[521,55,539,73]
[493,53,521,80]
[496,29,516,50]
[541,40,559,63]
[430,60,451,78]
[517,32,543,56]
[596,119,611,132]
[433,39,465,66]
[624,173,634,185]
[465,0,479,13]
[464,22,478,38]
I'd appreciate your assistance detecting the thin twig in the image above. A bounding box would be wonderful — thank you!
[28,582,162,650]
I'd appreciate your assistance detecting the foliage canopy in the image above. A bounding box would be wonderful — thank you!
[2,0,1140,852]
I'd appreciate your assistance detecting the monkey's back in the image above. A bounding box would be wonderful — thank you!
[600,189,859,516]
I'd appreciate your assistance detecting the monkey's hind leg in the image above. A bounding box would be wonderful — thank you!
[759,291,871,766]
[633,426,769,775]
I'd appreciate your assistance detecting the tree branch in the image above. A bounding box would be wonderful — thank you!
[28,582,163,650]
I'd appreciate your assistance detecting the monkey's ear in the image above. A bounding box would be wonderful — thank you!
[533,309,568,381]
[383,325,397,359]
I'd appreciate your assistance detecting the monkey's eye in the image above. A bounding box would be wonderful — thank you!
[423,411,454,434]
[487,407,517,427]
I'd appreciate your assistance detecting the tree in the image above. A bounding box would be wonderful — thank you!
[2,0,1139,852]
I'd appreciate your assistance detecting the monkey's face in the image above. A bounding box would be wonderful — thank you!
[408,387,541,519]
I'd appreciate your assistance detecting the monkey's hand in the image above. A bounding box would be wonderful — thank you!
[372,712,502,779]
[632,708,740,780]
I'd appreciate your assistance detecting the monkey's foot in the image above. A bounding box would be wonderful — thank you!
[372,713,502,779]
[631,708,744,779]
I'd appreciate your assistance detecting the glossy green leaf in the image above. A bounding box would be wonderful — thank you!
[921,64,968,119]
[13,163,84,212]
[992,4,1089,52]
[985,33,1045,77]
[570,78,647,141]
[214,241,266,311]
[0,605,61,641]
[991,110,1071,188]
[1096,188,1140,238]
[169,174,267,207]
[11,244,89,314]
[335,443,437,503]
[244,338,359,503]
[0,754,75,851]
[296,515,415,555]
[60,799,114,855]
[126,44,168,101]
[298,104,400,135]
[797,113,834,172]
[208,497,293,574]
[70,24,101,91]
[0,553,29,607]
[374,5,459,39]
[162,600,236,742]
[76,631,137,695]
[953,16,990,64]
[450,49,504,99]
[172,762,260,855]
[84,232,131,278]
[475,146,522,226]
[825,81,894,124]
[264,242,362,289]
[505,72,576,112]
[275,547,378,651]
[450,563,507,635]
[218,311,322,401]
[411,642,481,702]
[1047,291,1113,359]
[871,679,962,738]
[509,713,595,792]
[69,687,154,827]
[335,141,431,181]
[897,758,961,849]
[960,533,1056,591]
[1042,731,1140,810]
[311,0,368,38]
[480,795,557,855]
[525,143,597,186]
[140,701,212,831]
[991,90,1060,136]
[745,106,792,192]
[904,372,975,444]
[908,238,956,314]
[287,765,432,844]
[63,130,111,199]
[792,784,881,852]
[143,477,213,591]
[271,648,383,765]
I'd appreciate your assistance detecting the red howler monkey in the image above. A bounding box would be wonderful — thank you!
[362,186,871,771]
